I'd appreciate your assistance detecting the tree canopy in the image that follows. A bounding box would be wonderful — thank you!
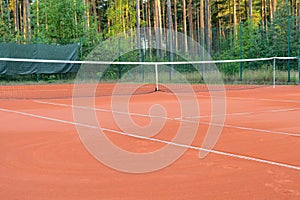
[0,0,299,59]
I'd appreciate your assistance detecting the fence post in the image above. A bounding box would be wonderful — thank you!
[117,38,123,79]
[273,58,276,88]
[298,57,300,84]
[287,16,291,82]
[239,22,243,81]
[36,36,39,82]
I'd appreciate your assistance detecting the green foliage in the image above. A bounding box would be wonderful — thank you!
[0,0,102,58]
[0,0,300,66]
[105,0,136,37]
[216,1,299,61]
[31,0,86,44]
[0,1,13,42]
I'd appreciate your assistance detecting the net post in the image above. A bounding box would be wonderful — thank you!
[239,22,243,81]
[287,16,291,83]
[273,57,276,88]
[298,57,300,85]
[155,63,159,91]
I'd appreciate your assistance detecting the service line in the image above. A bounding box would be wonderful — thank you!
[33,100,300,137]
[0,107,299,171]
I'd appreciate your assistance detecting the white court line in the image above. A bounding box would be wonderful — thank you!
[185,112,252,119]
[230,97,300,103]
[0,107,299,171]
[270,108,300,112]
[196,93,300,103]
[185,108,300,119]
[33,100,300,137]
[33,100,169,120]
[229,97,300,103]
[201,122,300,137]
[39,89,69,92]
[34,99,300,120]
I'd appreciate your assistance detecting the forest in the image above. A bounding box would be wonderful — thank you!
[0,0,299,60]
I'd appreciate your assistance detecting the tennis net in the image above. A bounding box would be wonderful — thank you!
[0,57,299,99]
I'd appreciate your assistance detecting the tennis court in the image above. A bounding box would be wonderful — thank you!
[0,82,299,199]
[1,0,300,198]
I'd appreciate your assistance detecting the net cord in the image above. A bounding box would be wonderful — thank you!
[0,57,298,65]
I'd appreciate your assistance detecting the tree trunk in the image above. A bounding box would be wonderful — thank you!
[147,0,152,59]
[19,1,22,36]
[158,0,162,33]
[196,7,200,46]
[188,0,194,53]
[23,0,29,41]
[154,0,162,57]
[92,0,97,27]
[233,0,237,37]
[188,0,193,39]
[158,0,163,56]
[204,0,211,54]
[261,0,265,27]
[238,0,241,22]
[174,0,178,51]
[269,0,274,22]
[167,0,173,39]
[216,0,222,52]
[136,0,142,61]
[290,0,294,16]
[35,0,39,36]
[125,0,129,34]
[229,0,232,28]
[84,0,90,29]
[5,0,10,25]
[154,0,157,49]
[248,0,253,20]
[74,0,78,37]
[244,0,248,20]
[263,0,267,28]
[272,0,277,18]
[167,0,174,72]
[298,0,300,32]
[200,0,205,48]
[26,0,30,41]
[13,0,19,32]
[182,0,188,52]
[142,1,147,58]
[97,5,102,33]
[0,0,3,22]
[161,0,166,37]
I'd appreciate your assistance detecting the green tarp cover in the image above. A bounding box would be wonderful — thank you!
[0,43,79,75]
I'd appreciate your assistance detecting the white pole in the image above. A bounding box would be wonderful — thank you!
[273,58,276,88]
[155,64,159,91]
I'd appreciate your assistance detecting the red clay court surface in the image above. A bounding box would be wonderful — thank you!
[0,85,299,199]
